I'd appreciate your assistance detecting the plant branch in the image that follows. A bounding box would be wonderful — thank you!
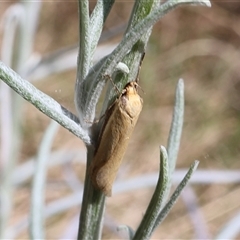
[75,0,115,129]
[82,0,211,126]
[0,61,91,145]
[76,2,116,238]
[99,0,159,118]
[102,0,211,76]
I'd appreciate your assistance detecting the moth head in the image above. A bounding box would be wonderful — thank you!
[123,81,139,96]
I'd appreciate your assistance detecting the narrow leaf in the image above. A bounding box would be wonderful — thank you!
[0,62,91,145]
[152,160,199,231]
[133,146,169,240]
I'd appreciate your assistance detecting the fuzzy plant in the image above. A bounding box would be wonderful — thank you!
[0,0,212,239]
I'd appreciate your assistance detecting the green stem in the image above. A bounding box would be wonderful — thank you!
[77,146,106,240]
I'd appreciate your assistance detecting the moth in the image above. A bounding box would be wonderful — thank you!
[89,81,143,196]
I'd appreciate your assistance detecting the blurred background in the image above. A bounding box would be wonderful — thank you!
[0,0,240,239]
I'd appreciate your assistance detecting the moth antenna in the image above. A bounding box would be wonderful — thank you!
[105,74,121,95]
[135,80,145,94]
[135,52,145,84]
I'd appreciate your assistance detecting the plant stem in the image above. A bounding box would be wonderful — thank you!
[77,145,105,240]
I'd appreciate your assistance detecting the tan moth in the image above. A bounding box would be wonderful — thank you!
[89,81,143,196]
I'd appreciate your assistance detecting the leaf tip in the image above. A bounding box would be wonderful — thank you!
[160,145,168,161]
[193,160,200,169]
[178,78,184,90]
